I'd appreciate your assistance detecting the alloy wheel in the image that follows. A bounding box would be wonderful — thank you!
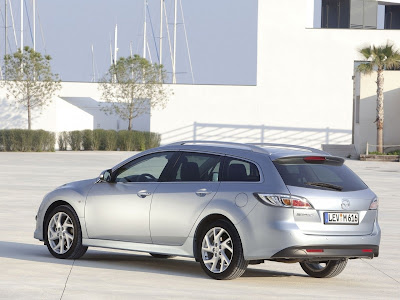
[47,212,74,255]
[201,227,233,273]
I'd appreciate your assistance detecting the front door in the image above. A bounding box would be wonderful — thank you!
[85,151,176,243]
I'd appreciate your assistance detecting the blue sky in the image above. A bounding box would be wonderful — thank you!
[5,0,258,85]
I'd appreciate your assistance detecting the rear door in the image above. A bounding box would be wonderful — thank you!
[273,156,377,235]
[150,152,222,245]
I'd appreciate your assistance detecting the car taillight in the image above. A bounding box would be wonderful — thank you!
[254,193,313,209]
[304,156,326,163]
[369,197,379,210]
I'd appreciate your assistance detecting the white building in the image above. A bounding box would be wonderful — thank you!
[1,0,400,154]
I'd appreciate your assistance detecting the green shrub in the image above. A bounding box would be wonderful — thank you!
[82,129,93,150]
[104,130,118,151]
[57,132,68,151]
[117,130,134,151]
[93,129,105,150]
[68,130,82,151]
[0,129,55,152]
[145,131,161,149]
[134,131,146,151]
[32,130,55,152]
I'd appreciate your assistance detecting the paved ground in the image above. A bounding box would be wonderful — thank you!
[0,152,399,299]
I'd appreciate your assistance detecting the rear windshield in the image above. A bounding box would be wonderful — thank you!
[273,156,368,192]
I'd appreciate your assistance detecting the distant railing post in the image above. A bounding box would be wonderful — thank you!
[261,124,264,144]
[366,142,369,155]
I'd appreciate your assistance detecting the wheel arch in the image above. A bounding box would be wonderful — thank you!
[192,214,236,262]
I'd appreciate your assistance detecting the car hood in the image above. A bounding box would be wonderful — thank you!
[55,178,97,195]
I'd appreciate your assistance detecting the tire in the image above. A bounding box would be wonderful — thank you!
[44,205,88,259]
[198,219,248,280]
[300,259,348,278]
[149,253,176,259]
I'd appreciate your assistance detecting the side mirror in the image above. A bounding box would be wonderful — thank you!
[99,169,113,183]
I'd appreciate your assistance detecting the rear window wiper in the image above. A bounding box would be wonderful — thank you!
[305,182,343,191]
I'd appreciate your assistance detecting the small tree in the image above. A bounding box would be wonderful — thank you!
[99,55,171,131]
[2,46,61,130]
[357,42,400,153]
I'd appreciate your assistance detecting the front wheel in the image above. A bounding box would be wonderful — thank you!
[44,205,88,259]
[300,259,348,278]
[198,220,248,280]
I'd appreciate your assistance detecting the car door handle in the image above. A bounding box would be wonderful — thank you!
[195,189,212,197]
[137,190,152,198]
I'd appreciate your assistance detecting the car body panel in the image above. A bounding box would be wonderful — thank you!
[85,181,159,243]
[34,178,95,241]
[150,181,220,245]
[287,185,377,235]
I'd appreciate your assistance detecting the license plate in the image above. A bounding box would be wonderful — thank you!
[324,212,359,225]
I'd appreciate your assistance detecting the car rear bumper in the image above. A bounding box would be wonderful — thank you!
[237,203,381,260]
[271,244,379,260]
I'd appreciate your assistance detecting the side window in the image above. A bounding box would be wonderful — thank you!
[222,157,260,182]
[115,152,175,183]
[169,152,222,182]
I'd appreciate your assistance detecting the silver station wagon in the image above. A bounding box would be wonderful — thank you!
[34,141,380,280]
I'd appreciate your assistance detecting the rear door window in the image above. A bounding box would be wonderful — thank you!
[168,152,223,182]
[273,156,367,192]
[222,157,260,182]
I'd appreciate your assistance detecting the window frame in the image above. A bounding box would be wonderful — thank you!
[112,151,180,183]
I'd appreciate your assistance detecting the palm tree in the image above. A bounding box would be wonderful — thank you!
[357,42,400,153]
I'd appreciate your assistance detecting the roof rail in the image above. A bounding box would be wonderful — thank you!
[246,143,328,155]
[164,141,328,155]
[164,140,259,151]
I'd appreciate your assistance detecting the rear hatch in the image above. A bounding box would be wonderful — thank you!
[273,156,378,236]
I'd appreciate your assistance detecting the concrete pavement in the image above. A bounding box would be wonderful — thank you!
[0,152,399,299]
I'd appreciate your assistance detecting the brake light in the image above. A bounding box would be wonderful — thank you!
[306,249,324,253]
[254,193,313,209]
[304,156,326,162]
[369,198,379,210]
[362,249,373,253]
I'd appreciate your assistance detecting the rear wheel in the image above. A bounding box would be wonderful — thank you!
[44,205,88,259]
[198,219,248,280]
[300,259,348,278]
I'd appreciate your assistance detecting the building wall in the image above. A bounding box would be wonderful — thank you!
[256,0,400,146]
[1,1,400,151]
[355,71,400,154]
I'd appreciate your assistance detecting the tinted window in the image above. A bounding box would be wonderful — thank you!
[169,152,222,182]
[273,157,367,192]
[322,0,350,28]
[115,152,175,183]
[222,157,260,182]
[385,5,400,29]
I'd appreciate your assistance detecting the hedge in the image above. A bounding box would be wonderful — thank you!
[0,129,160,152]
[0,129,55,152]
[58,129,161,151]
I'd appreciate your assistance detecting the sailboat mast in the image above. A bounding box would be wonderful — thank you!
[91,45,95,82]
[114,24,118,65]
[143,0,147,59]
[159,0,163,66]
[33,0,36,51]
[172,0,177,84]
[20,0,23,52]
[5,0,7,58]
